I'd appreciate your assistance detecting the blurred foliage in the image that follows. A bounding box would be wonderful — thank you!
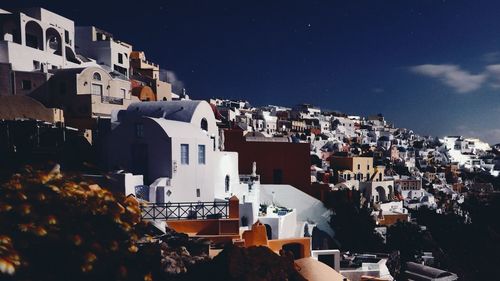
[0,164,154,281]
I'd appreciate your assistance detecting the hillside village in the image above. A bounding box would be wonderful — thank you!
[1,7,499,281]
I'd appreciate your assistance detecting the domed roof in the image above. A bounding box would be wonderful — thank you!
[125,100,205,123]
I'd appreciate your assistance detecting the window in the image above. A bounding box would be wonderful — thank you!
[198,145,206,164]
[367,165,370,170]
[200,118,208,131]
[93,72,101,81]
[121,88,127,99]
[196,188,200,198]
[181,144,189,165]
[91,83,102,95]
[357,164,360,170]
[33,60,40,70]
[118,53,123,64]
[135,124,144,138]
[225,175,230,192]
[64,30,70,44]
[21,80,32,90]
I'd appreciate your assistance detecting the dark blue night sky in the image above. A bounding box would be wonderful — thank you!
[5,0,500,143]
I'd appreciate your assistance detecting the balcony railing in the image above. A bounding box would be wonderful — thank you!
[239,174,260,183]
[101,96,124,105]
[140,201,229,220]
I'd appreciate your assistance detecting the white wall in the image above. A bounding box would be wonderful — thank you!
[259,184,334,237]
[212,151,240,199]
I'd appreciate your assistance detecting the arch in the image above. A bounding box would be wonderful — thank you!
[25,21,43,50]
[264,224,272,240]
[388,185,394,201]
[375,186,387,202]
[45,27,62,55]
[155,186,165,203]
[200,117,208,131]
[93,72,102,81]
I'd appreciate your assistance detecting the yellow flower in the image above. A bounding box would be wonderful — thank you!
[0,257,15,275]
[128,244,138,253]
[84,252,97,263]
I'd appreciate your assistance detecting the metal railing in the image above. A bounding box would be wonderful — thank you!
[140,201,229,220]
[239,174,260,183]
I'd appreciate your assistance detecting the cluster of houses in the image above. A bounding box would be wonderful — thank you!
[4,7,494,281]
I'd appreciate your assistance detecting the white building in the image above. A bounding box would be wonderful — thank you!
[105,100,234,202]
[75,26,132,78]
[0,7,93,72]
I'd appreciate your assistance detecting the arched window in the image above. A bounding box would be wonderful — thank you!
[93,72,101,81]
[200,118,208,131]
[225,175,230,192]
[25,21,43,50]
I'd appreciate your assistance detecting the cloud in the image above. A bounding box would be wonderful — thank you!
[159,69,185,94]
[455,125,500,145]
[372,87,385,93]
[481,51,500,63]
[410,64,487,93]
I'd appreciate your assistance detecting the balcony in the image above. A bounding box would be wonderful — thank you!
[140,201,230,220]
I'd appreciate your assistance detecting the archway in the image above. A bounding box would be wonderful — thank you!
[375,186,387,202]
[45,27,62,55]
[388,185,394,201]
[25,21,43,50]
[264,224,272,240]
[200,118,208,131]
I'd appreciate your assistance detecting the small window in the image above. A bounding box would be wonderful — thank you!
[21,80,32,90]
[198,145,206,164]
[181,144,189,165]
[367,165,370,170]
[357,164,360,170]
[135,123,144,138]
[121,88,127,99]
[196,188,200,198]
[64,30,70,44]
[225,175,230,192]
[93,72,101,81]
[91,83,102,95]
[118,53,123,64]
[201,118,208,131]
[33,60,40,70]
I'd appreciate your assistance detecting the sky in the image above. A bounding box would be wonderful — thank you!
[5,0,500,144]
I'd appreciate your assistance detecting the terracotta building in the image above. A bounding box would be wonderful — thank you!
[224,128,312,192]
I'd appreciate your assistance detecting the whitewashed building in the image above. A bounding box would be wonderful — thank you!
[75,26,132,78]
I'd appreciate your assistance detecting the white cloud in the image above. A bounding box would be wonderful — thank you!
[410,64,487,93]
[455,125,500,145]
[159,69,185,94]
[481,51,500,63]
